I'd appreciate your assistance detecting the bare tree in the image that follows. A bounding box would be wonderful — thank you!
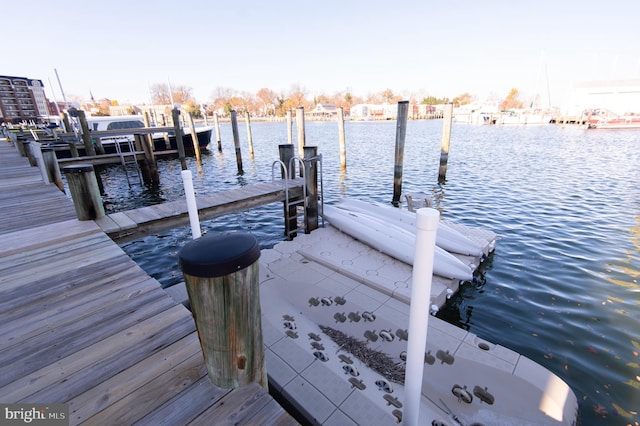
[256,88,277,116]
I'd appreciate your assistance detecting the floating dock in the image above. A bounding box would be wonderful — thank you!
[257,227,578,425]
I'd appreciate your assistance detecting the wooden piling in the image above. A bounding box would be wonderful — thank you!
[392,101,409,205]
[230,110,244,175]
[303,146,319,233]
[15,136,26,156]
[438,102,454,182]
[279,144,298,238]
[77,109,99,156]
[41,147,64,191]
[61,112,71,134]
[134,134,160,185]
[213,113,222,152]
[245,111,254,156]
[62,164,105,220]
[172,108,187,170]
[187,113,202,163]
[178,231,267,389]
[286,110,293,145]
[144,111,165,150]
[296,107,305,155]
[23,141,37,166]
[337,107,346,169]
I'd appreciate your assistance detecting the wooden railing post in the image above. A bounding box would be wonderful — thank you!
[279,144,297,238]
[41,147,64,191]
[438,102,454,183]
[230,110,243,175]
[303,146,319,233]
[172,107,187,170]
[62,164,105,220]
[178,231,267,389]
[392,101,409,205]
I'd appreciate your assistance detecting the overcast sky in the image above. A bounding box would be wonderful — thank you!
[6,0,640,107]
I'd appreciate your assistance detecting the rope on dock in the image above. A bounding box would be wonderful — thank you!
[319,324,406,384]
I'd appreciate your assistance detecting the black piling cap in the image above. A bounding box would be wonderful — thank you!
[62,164,94,173]
[178,231,260,278]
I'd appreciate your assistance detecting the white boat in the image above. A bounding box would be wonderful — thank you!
[335,198,485,257]
[323,205,474,281]
[85,115,212,152]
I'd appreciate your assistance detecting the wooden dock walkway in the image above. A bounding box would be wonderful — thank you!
[96,178,304,242]
[0,139,297,425]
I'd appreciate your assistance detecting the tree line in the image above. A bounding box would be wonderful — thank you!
[146,83,481,118]
[84,83,527,117]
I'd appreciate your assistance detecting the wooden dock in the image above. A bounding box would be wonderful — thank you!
[95,178,304,242]
[0,139,297,425]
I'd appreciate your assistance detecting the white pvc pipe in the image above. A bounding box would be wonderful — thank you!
[403,208,439,426]
[181,170,201,239]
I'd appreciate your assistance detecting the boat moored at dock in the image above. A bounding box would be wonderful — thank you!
[85,115,213,152]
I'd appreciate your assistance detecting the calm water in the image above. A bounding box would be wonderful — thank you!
[102,120,639,425]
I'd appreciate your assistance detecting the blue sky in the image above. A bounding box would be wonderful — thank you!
[6,0,640,107]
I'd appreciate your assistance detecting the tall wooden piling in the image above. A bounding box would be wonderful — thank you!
[178,231,267,389]
[23,141,37,166]
[303,146,319,233]
[172,107,187,170]
[41,147,64,191]
[286,110,293,145]
[76,109,98,156]
[230,110,244,175]
[213,113,222,151]
[438,102,454,182]
[279,144,298,238]
[187,113,202,163]
[245,111,254,156]
[337,107,346,169]
[134,134,160,184]
[392,101,409,205]
[62,164,105,220]
[296,107,305,155]
[61,112,71,134]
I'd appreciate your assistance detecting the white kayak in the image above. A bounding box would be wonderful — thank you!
[336,198,484,257]
[323,205,473,281]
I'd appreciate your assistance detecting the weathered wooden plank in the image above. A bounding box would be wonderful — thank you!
[247,399,300,426]
[0,289,179,386]
[132,376,230,426]
[68,333,204,424]
[81,351,207,425]
[0,237,123,291]
[0,305,194,402]
[0,254,156,319]
[0,219,99,257]
[0,276,162,349]
[187,382,276,426]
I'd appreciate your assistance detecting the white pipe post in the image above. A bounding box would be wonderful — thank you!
[181,170,201,239]
[403,208,440,426]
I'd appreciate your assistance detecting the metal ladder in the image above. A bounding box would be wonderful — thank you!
[272,155,324,239]
[113,137,142,187]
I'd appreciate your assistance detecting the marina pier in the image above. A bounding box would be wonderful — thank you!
[0,139,297,424]
[1,126,582,424]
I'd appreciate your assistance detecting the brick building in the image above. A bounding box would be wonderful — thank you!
[0,75,50,124]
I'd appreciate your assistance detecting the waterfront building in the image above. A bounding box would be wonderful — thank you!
[0,75,49,124]
[567,78,640,116]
